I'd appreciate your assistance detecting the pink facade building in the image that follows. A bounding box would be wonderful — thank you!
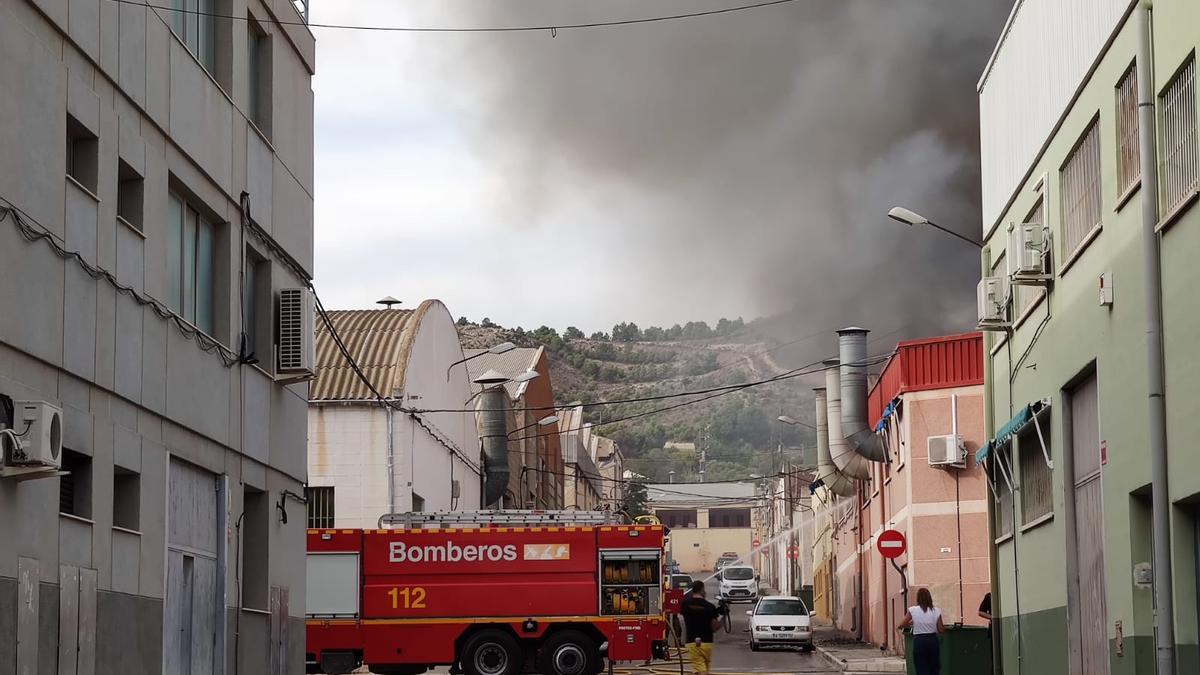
[818,332,990,653]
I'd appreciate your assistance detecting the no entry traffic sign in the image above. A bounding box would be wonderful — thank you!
[786,545,800,560]
[877,529,907,559]
[752,539,762,548]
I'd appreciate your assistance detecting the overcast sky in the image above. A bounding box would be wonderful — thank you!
[312,0,1008,337]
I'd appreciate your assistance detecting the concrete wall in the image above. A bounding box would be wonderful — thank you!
[0,1,314,672]
[308,303,483,526]
[666,525,753,574]
[981,2,1200,672]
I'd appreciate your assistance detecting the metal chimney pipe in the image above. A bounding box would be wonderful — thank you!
[478,387,510,506]
[838,328,889,462]
[825,359,871,480]
[815,387,855,497]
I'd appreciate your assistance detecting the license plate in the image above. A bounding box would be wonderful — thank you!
[771,633,793,640]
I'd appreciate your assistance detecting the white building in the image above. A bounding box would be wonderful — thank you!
[307,301,482,528]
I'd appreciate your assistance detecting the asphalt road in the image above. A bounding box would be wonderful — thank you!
[654,601,837,675]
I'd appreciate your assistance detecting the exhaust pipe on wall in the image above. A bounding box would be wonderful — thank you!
[838,328,889,463]
[825,359,871,480]
[814,387,856,497]
[478,387,510,507]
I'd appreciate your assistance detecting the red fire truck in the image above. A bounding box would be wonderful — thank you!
[306,511,672,675]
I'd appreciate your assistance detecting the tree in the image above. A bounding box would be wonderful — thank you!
[564,326,585,340]
[612,322,642,342]
[590,331,611,341]
[480,317,496,328]
[642,325,665,341]
[621,480,649,518]
[456,316,470,326]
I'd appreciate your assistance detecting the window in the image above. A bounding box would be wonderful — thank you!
[709,508,751,528]
[305,486,334,529]
[66,116,98,193]
[243,248,270,364]
[1017,200,1046,316]
[113,466,141,530]
[242,487,269,610]
[170,0,216,72]
[1060,119,1102,257]
[1160,58,1198,213]
[1116,64,1140,194]
[994,446,1014,539]
[168,191,217,334]
[117,160,144,231]
[656,509,697,529]
[60,449,93,519]
[412,493,426,511]
[1019,412,1053,524]
[247,15,272,135]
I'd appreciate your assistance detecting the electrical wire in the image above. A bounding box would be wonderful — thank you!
[110,0,799,33]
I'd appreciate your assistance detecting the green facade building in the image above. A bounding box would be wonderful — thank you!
[977,1,1200,674]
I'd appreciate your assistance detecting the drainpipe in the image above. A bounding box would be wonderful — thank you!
[385,404,395,513]
[838,328,889,462]
[1135,4,1175,673]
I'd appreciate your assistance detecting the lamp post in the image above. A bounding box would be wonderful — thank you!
[446,341,517,381]
[887,207,983,249]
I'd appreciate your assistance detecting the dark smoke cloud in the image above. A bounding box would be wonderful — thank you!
[422,0,1008,343]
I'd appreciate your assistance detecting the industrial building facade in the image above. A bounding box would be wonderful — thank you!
[0,0,315,673]
[978,1,1200,673]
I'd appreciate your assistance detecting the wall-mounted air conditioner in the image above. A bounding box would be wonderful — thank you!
[1009,223,1052,284]
[6,401,63,469]
[276,288,315,382]
[977,277,1010,330]
[928,435,966,468]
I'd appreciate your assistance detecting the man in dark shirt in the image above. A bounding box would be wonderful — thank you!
[680,581,721,675]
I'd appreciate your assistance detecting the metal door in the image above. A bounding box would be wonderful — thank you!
[164,459,221,675]
[1069,374,1108,675]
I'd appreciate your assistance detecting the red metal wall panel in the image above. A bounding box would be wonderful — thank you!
[867,332,984,426]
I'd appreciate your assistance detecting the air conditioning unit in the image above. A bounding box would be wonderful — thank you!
[928,435,966,468]
[7,401,63,469]
[276,288,315,381]
[1009,223,1051,283]
[977,277,1010,330]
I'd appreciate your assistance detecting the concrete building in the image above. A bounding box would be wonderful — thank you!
[308,302,483,527]
[759,469,813,597]
[647,481,757,573]
[594,435,625,508]
[977,1,1200,672]
[557,405,605,511]
[817,333,988,654]
[0,1,314,673]
[463,346,563,509]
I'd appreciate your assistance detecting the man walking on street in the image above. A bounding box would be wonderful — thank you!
[680,581,721,675]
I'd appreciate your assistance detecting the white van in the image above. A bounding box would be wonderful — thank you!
[717,565,759,603]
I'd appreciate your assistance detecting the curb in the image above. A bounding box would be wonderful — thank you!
[813,644,846,672]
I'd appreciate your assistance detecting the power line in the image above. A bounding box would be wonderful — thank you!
[111,0,799,33]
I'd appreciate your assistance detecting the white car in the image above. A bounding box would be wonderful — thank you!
[747,596,814,652]
[717,565,759,603]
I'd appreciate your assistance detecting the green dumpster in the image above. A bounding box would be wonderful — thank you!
[903,625,992,675]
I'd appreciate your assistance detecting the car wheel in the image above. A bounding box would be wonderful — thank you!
[538,630,601,675]
[461,630,521,675]
[802,644,815,653]
[749,641,760,653]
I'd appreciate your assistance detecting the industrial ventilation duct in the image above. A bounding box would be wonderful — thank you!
[478,387,510,507]
[825,359,871,480]
[813,387,856,497]
[838,327,889,463]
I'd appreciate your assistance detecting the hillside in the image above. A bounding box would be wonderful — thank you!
[457,317,821,482]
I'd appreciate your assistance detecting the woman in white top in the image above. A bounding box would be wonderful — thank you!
[898,588,945,675]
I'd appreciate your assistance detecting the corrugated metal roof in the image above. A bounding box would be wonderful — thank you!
[867,332,984,425]
[463,347,543,399]
[311,307,422,401]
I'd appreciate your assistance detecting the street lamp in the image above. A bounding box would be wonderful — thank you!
[445,341,518,381]
[463,368,539,406]
[777,415,815,430]
[887,206,983,248]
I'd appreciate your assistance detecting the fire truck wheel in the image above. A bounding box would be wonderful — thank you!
[537,631,600,675]
[461,629,522,675]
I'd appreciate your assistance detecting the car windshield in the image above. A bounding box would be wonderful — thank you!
[723,567,754,581]
[672,575,693,588]
[756,599,807,616]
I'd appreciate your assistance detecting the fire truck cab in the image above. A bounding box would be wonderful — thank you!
[306,511,670,675]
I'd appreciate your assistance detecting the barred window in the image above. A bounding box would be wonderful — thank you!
[1061,119,1103,257]
[1116,64,1140,194]
[306,486,335,529]
[1019,413,1053,523]
[1160,58,1198,212]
